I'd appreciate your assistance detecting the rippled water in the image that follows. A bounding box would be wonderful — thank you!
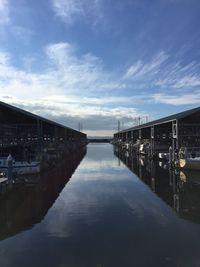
[1,143,200,267]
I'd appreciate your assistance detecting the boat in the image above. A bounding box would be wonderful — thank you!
[139,142,150,156]
[179,157,200,170]
[158,152,169,161]
[0,157,40,175]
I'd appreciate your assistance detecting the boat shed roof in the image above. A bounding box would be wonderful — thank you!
[0,101,85,136]
[116,106,200,134]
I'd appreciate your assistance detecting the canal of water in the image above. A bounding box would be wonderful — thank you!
[1,143,200,267]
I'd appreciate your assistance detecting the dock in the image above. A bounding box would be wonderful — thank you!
[0,101,87,192]
[113,107,200,166]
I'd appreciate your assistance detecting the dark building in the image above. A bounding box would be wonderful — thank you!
[0,101,87,160]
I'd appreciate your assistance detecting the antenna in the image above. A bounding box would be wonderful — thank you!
[118,120,120,132]
[78,122,83,132]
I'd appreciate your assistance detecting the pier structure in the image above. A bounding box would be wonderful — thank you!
[113,107,200,161]
[0,101,87,162]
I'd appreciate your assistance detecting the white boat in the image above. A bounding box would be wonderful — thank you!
[179,157,200,170]
[158,152,169,161]
[139,143,150,155]
[0,157,40,175]
[125,143,130,150]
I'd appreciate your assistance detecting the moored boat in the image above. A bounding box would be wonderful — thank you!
[139,142,150,156]
[158,152,169,161]
[179,157,200,170]
[0,157,40,175]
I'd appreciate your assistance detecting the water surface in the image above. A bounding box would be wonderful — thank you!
[0,144,200,267]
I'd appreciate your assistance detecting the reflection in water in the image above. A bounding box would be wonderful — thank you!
[1,144,200,267]
[0,148,86,241]
[114,146,200,224]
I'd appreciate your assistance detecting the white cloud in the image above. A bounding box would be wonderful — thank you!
[46,42,75,66]
[124,51,169,80]
[124,60,143,79]
[153,92,200,105]
[0,0,10,24]
[1,43,200,135]
[52,0,84,24]
[124,50,200,90]
[51,0,104,26]
[44,94,149,106]
[0,42,118,99]
[172,75,200,88]
[1,43,145,135]
[44,42,114,94]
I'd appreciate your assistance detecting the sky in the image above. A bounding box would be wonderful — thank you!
[0,0,200,136]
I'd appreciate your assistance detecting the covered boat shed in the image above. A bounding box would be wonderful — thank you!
[0,101,87,160]
[113,106,200,157]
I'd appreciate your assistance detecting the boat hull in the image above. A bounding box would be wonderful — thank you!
[179,158,200,170]
[0,159,40,175]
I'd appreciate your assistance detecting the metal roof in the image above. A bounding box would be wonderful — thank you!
[115,106,200,134]
[0,101,85,136]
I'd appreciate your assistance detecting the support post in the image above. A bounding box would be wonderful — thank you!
[7,154,13,181]
[37,119,43,159]
[172,120,178,164]
[151,126,154,156]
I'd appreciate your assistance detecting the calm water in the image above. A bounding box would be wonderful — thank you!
[1,143,200,267]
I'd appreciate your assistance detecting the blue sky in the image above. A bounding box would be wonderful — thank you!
[0,0,200,136]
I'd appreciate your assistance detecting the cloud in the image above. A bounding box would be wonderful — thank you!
[44,94,149,106]
[1,43,200,135]
[46,42,76,66]
[52,0,84,24]
[124,51,169,80]
[0,0,10,25]
[0,42,147,135]
[44,42,121,94]
[124,50,200,90]
[1,43,199,104]
[51,0,104,26]
[171,75,200,88]
[0,42,119,99]
[153,92,200,105]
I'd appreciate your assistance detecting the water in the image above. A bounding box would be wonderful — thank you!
[1,143,200,266]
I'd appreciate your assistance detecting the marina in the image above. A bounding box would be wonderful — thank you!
[113,107,200,170]
[1,1,200,266]
[1,103,200,266]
